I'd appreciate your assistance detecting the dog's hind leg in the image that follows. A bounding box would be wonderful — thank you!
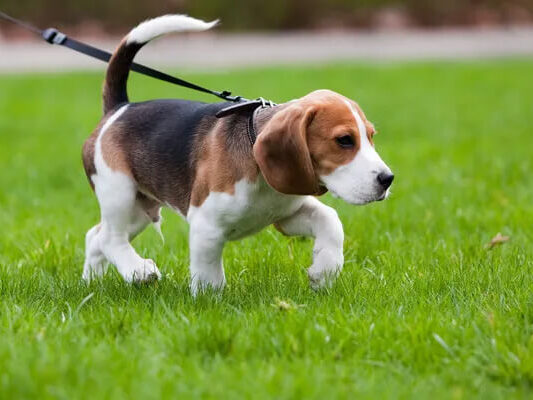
[82,224,108,281]
[82,197,161,282]
[86,170,162,283]
[83,104,161,283]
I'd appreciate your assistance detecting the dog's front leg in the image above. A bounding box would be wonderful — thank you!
[275,197,344,289]
[188,221,226,296]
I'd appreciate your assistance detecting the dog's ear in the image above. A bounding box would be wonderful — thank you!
[253,104,325,195]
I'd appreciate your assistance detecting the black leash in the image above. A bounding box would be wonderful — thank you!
[0,11,279,140]
[0,11,245,103]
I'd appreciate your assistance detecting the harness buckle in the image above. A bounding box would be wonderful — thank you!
[257,97,276,108]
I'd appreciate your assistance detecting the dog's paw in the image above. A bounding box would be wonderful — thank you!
[126,258,162,283]
[307,259,342,290]
[308,269,336,290]
[82,261,108,283]
[307,246,343,290]
[189,275,226,297]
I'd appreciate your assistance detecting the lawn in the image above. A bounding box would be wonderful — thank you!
[1,60,532,399]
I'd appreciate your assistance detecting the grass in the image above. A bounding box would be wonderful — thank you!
[1,60,533,399]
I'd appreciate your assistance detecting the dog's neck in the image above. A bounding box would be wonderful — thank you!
[253,103,288,140]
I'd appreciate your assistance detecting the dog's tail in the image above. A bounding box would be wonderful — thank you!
[102,15,218,114]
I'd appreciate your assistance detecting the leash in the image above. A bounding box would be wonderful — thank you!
[0,11,246,103]
[0,11,278,141]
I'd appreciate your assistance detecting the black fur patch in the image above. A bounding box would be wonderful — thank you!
[115,99,247,214]
[103,41,144,114]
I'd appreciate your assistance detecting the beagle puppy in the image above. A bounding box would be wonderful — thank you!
[81,15,394,294]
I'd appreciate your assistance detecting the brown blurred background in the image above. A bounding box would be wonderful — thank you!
[2,0,533,38]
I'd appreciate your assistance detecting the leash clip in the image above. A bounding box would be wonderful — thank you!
[216,90,243,103]
[42,28,67,45]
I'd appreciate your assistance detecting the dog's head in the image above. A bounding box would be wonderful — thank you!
[254,89,393,205]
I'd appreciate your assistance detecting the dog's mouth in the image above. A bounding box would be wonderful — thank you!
[351,189,391,205]
[320,180,390,205]
[377,189,390,202]
[316,185,328,195]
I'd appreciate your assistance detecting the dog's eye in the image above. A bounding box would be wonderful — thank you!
[335,135,355,149]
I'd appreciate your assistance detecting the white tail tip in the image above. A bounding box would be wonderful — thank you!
[127,14,218,44]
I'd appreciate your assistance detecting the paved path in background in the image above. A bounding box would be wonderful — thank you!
[1,28,532,73]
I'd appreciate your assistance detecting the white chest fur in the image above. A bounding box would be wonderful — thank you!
[187,178,305,241]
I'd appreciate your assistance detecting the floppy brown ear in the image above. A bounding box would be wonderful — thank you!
[253,104,324,195]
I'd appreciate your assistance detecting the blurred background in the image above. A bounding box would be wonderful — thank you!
[1,3,533,396]
[1,0,533,72]
[2,0,533,33]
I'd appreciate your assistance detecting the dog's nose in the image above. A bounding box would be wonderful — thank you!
[377,172,394,189]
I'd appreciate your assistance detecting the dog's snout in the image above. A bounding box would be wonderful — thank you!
[377,172,394,189]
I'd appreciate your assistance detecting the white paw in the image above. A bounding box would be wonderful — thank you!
[82,265,93,283]
[307,249,343,290]
[126,258,162,283]
[308,268,340,290]
[82,260,108,283]
[189,274,226,297]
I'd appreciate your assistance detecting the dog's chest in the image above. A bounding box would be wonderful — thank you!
[187,178,304,241]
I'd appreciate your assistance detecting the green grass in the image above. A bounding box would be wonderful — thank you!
[1,60,533,399]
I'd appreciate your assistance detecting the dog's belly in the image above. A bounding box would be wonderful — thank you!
[187,177,304,241]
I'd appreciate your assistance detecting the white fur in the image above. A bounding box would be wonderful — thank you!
[186,178,305,295]
[127,14,218,45]
[320,100,392,205]
[83,105,161,283]
[275,197,344,289]
[94,105,128,176]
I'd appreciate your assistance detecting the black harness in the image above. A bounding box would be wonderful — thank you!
[215,97,275,145]
[0,11,276,143]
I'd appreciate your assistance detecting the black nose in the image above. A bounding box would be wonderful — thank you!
[377,172,394,189]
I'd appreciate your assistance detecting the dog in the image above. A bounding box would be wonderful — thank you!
[81,15,394,294]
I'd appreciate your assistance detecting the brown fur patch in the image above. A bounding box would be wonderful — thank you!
[273,222,287,235]
[253,89,374,195]
[190,118,260,207]
[82,113,132,192]
[102,39,143,114]
[348,99,376,144]
[291,90,377,176]
[254,90,375,195]
[100,122,133,177]
[82,117,109,190]
[253,104,320,195]
[304,90,364,176]
[137,192,161,223]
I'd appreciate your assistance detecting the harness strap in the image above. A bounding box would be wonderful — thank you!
[216,97,276,145]
[215,97,276,118]
[247,106,261,145]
